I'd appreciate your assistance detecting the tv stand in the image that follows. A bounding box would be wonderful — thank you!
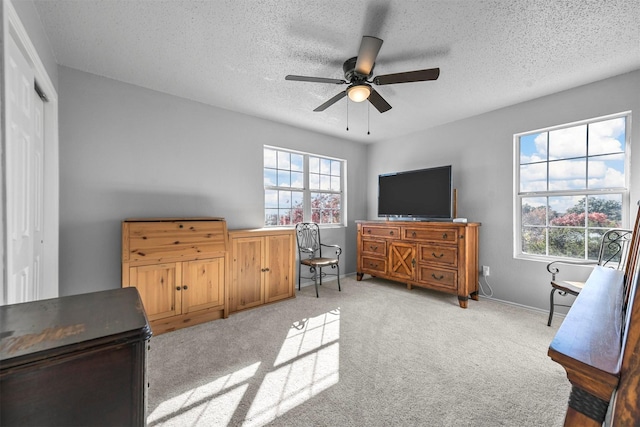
[356,220,480,308]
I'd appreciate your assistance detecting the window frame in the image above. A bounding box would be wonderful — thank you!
[264,145,346,227]
[513,111,631,262]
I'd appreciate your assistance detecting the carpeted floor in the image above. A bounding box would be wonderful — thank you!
[146,276,570,426]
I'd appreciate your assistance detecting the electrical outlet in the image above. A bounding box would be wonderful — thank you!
[482,265,490,277]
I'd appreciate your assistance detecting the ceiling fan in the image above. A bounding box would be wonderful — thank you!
[285,36,440,113]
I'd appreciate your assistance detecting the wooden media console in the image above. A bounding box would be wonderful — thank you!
[356,220,480,308]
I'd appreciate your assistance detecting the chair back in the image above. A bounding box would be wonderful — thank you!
[598,228,634,270]
[295,223,322,259]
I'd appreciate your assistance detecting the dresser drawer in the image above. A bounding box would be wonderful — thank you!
[418,245,458,267]
[403,227,458,243]
[418,266,457,290]
[361,238,387,256]
[361,256,386,274]
[362,226,400,239]
[125,220,227,262]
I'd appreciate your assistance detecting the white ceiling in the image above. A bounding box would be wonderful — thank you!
[33,0,640,143]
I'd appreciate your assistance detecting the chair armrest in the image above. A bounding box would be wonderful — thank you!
[547,260,598,281]
[321,243,342,258]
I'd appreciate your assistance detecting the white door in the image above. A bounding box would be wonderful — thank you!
[33,87,45,299]
[5,35,45,304]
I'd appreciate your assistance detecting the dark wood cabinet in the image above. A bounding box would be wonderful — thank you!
[0,288,152,426]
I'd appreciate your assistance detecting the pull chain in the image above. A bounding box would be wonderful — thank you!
[367,101,370,135]
[346,97,349,131]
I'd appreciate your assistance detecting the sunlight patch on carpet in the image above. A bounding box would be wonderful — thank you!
[147,362,261,426]
[243,308,341,427]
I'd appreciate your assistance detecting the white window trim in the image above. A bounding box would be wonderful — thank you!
[264,145,347,227]
[513,111,632,261]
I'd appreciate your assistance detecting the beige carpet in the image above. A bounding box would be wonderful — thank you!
[146,276,570,426]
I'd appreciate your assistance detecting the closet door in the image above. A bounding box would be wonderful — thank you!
[5,35,44,304]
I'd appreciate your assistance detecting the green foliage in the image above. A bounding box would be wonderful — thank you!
[522,197,622,258]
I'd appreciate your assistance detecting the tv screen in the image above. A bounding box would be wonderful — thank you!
[378,165,452,219]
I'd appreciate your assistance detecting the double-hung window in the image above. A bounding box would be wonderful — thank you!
[515,112,630,260]
[264,146,344,226]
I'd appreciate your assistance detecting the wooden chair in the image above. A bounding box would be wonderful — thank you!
[295,223,342,298]
[546,228,633,326]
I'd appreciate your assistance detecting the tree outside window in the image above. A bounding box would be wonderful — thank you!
[264,147,344,226]
[516,113,629,260]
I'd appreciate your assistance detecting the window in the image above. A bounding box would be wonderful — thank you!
[264,146,344,226]
[515,112,630,260]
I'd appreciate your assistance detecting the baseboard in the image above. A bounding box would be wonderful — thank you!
[479,295,566,320]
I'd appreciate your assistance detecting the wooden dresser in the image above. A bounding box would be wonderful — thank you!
[0,288,151,426]
[356,220,480,308]
[122,217,229,334]
[228,228,296,313]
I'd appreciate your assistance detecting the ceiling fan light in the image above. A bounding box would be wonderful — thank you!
[347,85,371,102]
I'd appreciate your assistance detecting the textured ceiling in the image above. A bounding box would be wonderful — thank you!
[33,0,640,143]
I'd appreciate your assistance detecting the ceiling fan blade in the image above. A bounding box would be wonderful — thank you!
[286,75,346,84]
[368,89,392,113]
[354,36,383,76]
[314,91,347,111]
[373,68,440,85]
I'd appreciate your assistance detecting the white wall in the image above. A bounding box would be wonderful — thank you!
[367,70,640,312]
[59,66,368,296]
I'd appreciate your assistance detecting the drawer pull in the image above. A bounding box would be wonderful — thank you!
[369,245,378,251]
[176,286,181,291]
[389,231,394,235]
[431,273,444,280]
[183,285,188,290]
[412,231,417,237]
[368,263,378,268]
[367,229,371,233]
[442,233,448,239]
[432,252,444,258]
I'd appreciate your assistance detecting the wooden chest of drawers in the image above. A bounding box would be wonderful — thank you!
[356,220,480,308]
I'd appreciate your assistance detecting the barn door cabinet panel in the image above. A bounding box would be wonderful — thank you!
[0,288,151,427]
[356,220,480,308]
[122,218,229,334]
[228,229,295,314]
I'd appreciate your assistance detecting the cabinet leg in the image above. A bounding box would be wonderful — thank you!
[407,283,412,290]
[457,296,469,308]
[356,272,364,281]
[470,291,479,301]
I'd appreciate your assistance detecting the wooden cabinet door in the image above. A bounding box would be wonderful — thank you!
[128,263,181,321]
[182,257,225,314]
[389,242,415,281]
[265,233,294,304]
[231,237,265,311]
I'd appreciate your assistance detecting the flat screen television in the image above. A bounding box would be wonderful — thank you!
[378,165,453,220]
